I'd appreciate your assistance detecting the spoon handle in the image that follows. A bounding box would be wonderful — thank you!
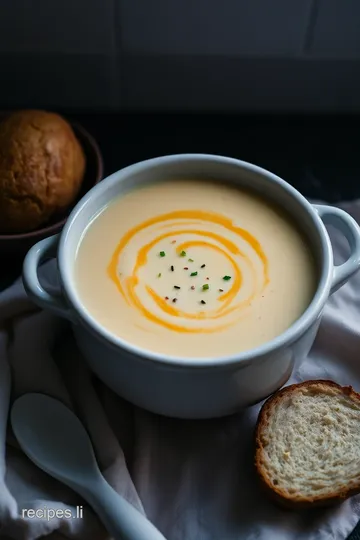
[82,475,167,540]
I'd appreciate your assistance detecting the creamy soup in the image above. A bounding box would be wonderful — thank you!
[75,180,316,358]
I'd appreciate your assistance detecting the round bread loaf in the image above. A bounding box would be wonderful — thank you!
[0,110,85,233]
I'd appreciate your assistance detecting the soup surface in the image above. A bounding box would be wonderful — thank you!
[75,180,316,358]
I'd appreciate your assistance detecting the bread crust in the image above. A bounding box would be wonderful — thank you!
[254,380,360,508]
[0,110,85,233]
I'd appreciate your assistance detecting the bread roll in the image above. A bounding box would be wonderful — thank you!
[0,110,85,233]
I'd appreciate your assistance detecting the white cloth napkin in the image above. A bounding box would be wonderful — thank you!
[1,199,360,540]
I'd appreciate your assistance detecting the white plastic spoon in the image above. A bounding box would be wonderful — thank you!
[10,393,167,540]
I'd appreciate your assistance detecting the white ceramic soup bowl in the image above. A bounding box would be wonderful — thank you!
[22,154,360,419]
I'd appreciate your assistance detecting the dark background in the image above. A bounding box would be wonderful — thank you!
[0,0,360,112]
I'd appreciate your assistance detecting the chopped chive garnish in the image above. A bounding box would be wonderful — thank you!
[201,264,206,268]
[223,275,231,281]
[172,298,177,303]
[180,250,186,257]
[160,251,166,257]
[200,300,206,305]
[188,258,194,262]
[202,284,209,290]
[190,271,198,277]
[170,265,174,271]
[174,285,181,289]
[157,273,162,278]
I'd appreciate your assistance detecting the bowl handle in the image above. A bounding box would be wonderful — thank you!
[314,204,360,294]
[22,234,75,322]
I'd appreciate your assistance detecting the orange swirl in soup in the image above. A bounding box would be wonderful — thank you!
[107,210,269,333]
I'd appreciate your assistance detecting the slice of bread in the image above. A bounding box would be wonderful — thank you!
[255,380,360,508]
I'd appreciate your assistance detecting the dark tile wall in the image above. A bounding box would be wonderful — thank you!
[0,0,359,111]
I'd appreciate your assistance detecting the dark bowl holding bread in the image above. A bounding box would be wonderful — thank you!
[0,110,103,258]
